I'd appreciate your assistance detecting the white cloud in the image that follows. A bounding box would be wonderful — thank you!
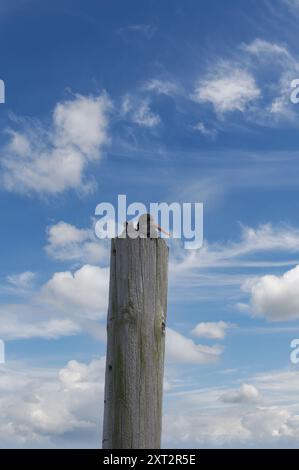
[53,95,110,157]
[220,384,260,404]
[0,358,105,447]
[166,328,223,364]
[6,271,36,288]
[41,264,109,316]
[163,409,249,447]
[241,407,298,441]
[194,65,260,114]
[170,224,299,279]
[47,221,89,245]
[0,306,81,340]
[0,271,37,297]
[242,39,299,122]
[243,265,299,321]
[1,93,111,195]
[0,264,109,341]
[191,321,233,340]
[163,367,299,448]
[237,223,299,254]
[2,360,299,448]
[192,121,217,138]
[168,223,299,303]
[252,369,299,397]
[142,79,179,96]
[121,95,161,128]
[45,221,109,264]
[163,404,299,448]
[193,38,299,125]
[243,39,291,59]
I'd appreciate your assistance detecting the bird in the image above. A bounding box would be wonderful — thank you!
[120,221,138,239]
[136,213,170,238]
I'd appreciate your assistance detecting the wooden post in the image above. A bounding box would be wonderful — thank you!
[102,236,169,449]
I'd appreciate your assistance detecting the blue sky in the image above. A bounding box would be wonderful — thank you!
[1,0,299,448]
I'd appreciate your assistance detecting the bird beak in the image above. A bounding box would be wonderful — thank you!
[154,224,170,237]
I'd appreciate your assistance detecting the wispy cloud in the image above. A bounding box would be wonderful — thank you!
[121,94,161,128]
[0,271,37,297]
[142,78,180,96]
[242,38,299,122]
[168,223,299,303]
[192,121,217,138]
[192,38,299,126]
[116,24,156,40]
[6,271,36,289]
[171,223,299,276]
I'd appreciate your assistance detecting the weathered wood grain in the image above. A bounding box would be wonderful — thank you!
[102,237,169,449]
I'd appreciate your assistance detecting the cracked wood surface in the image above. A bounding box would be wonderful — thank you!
[102,237,169,449]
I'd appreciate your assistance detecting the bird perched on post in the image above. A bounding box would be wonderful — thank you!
[119,214,170,239]
[137,213,158,238]
[137,213,169,238]
[120,221,138,239]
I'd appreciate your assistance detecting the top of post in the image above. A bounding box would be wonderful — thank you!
[119,213,170,241]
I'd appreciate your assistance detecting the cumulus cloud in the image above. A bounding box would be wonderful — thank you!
[0,264,109,341]
[0,358,105,447]
[243,265,299,321]
[191,321,233,340]
[45,221,109,264]
[194,65,260,114]
[166,328,223,364]
[2,360,299,448]
[163,404,299,448]
[41,264,109,315]
[1,93,111,195]
[163,368,299,448]
[220,384,260,404]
